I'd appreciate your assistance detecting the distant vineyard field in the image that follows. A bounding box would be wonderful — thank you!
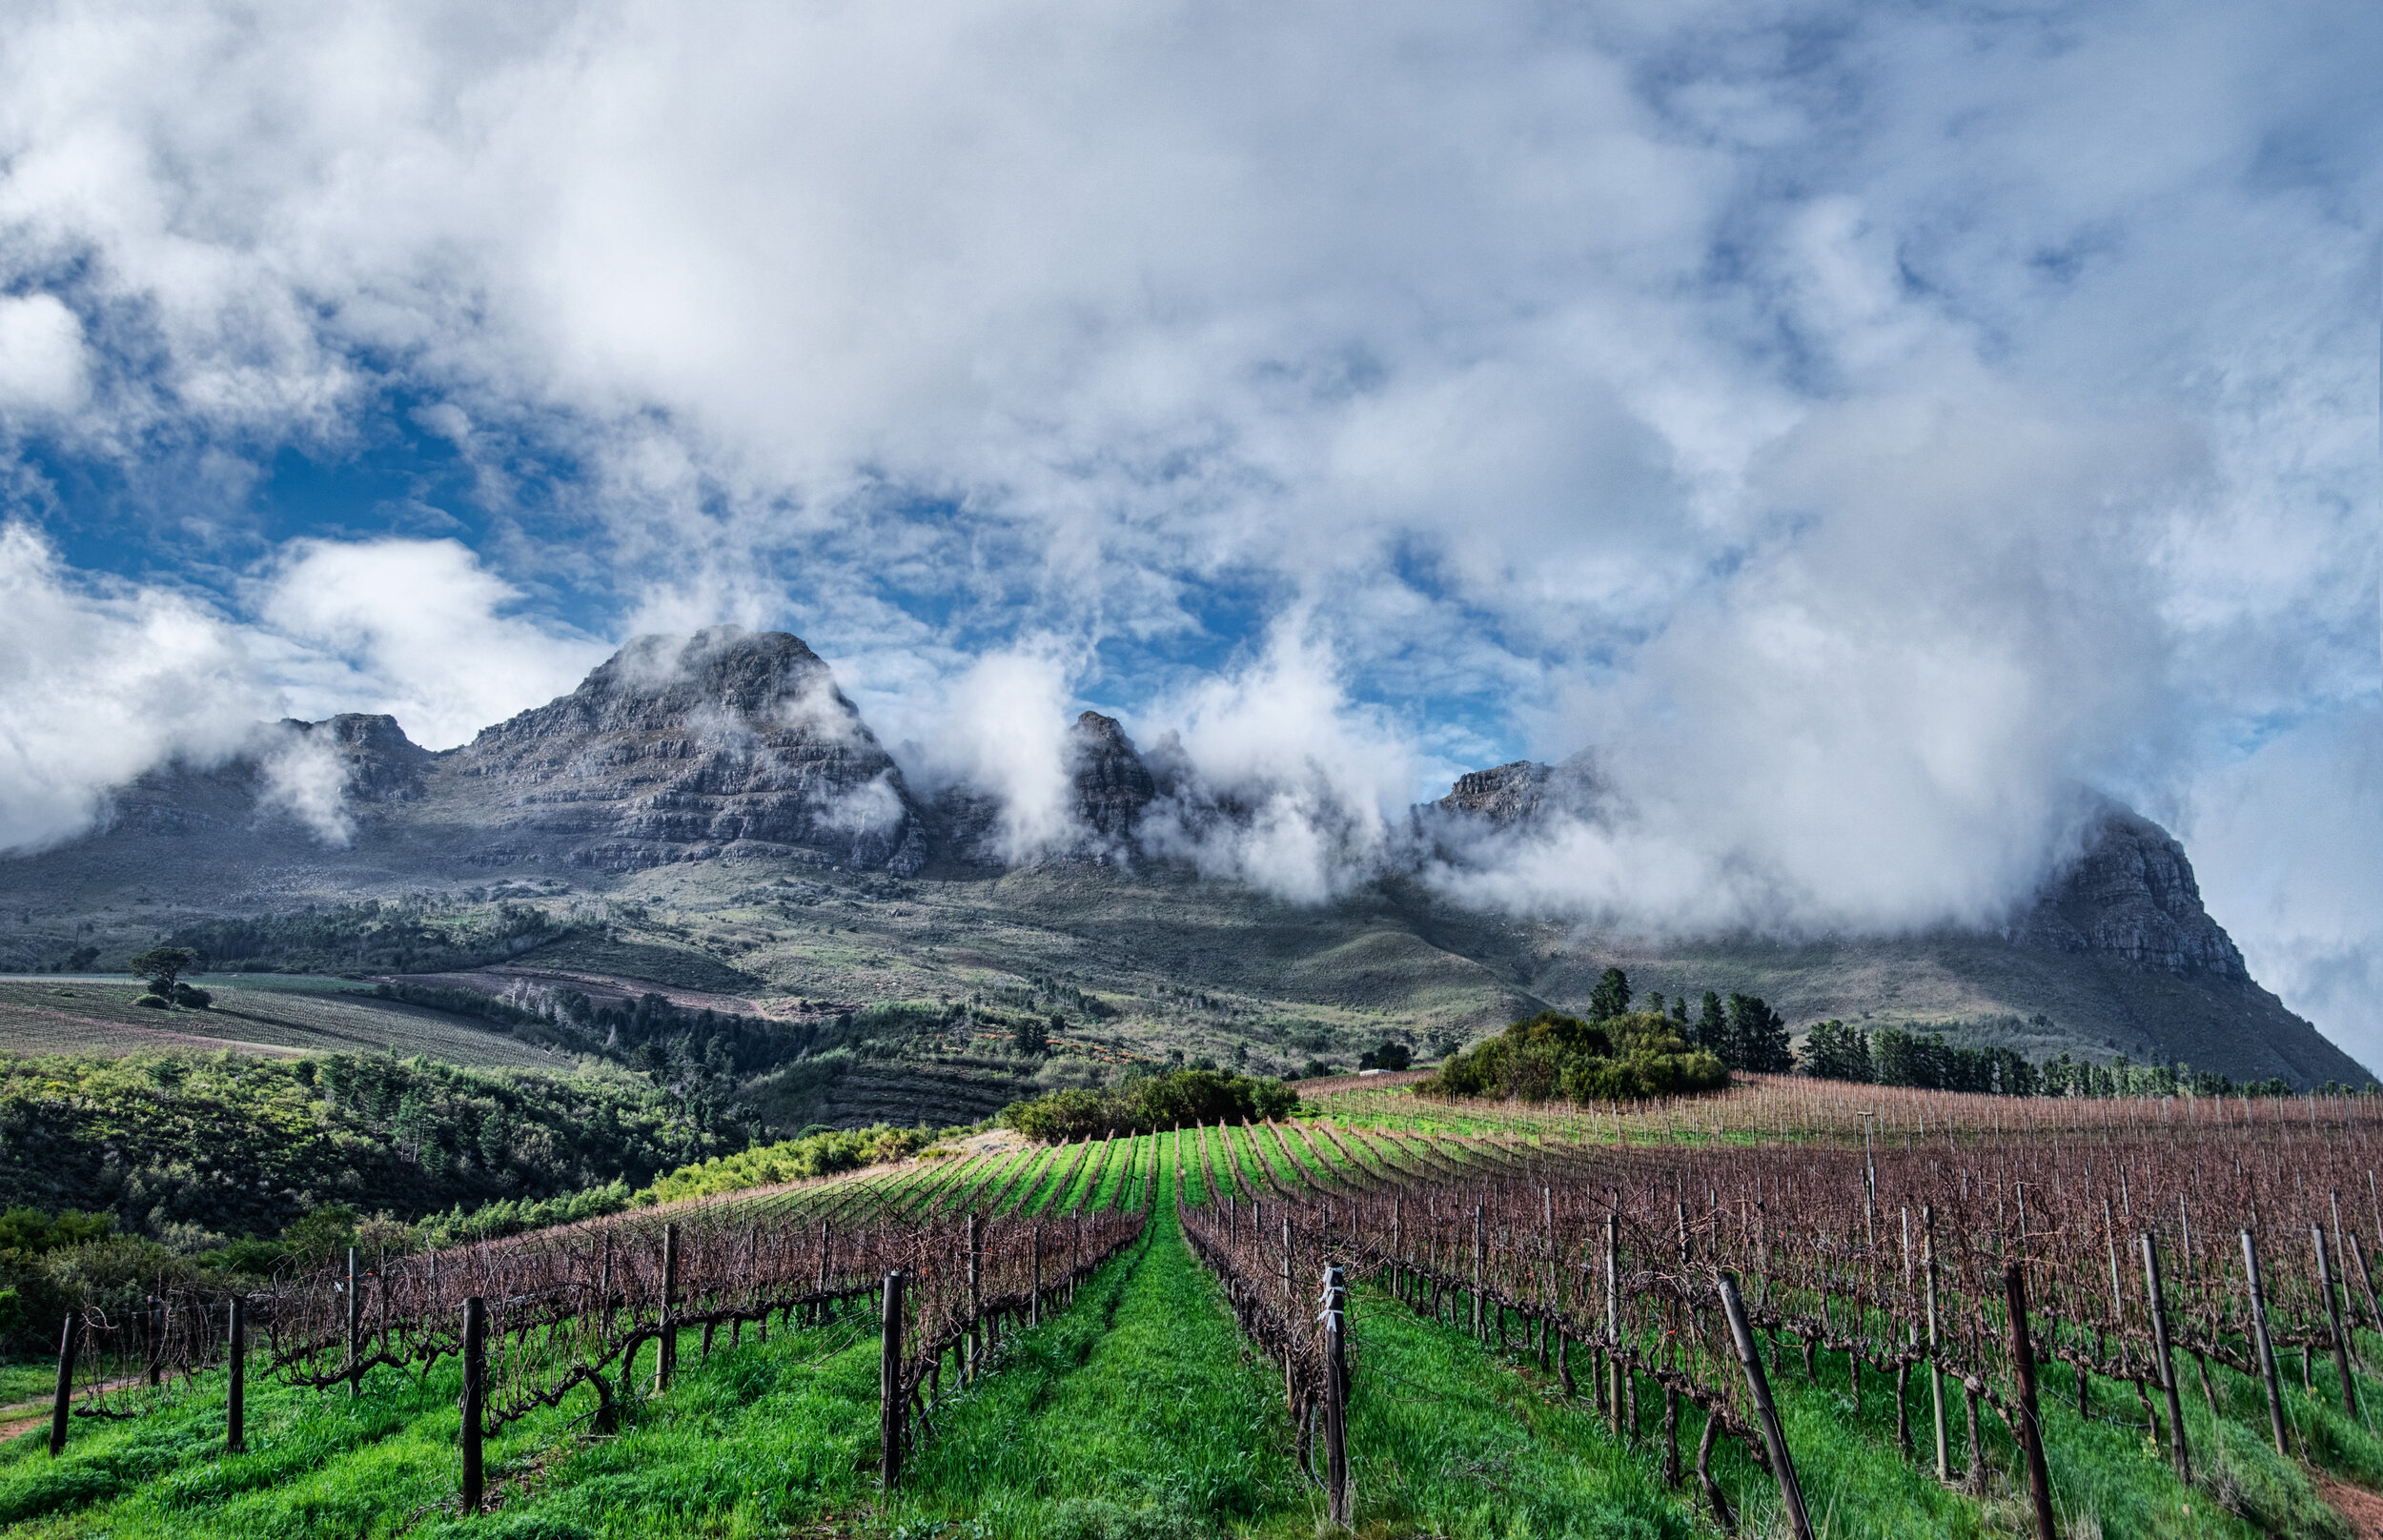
[0,980,566,1070]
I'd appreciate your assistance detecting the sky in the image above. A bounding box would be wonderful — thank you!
[0,2,2379,1055]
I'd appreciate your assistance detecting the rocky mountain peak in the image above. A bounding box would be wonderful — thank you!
[472,626,849,745]
[286,714,431,802]
[2027,810,2248,980]
[1066,712,1157,839]
[457,628,925,873]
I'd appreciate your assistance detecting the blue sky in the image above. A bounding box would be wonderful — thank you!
[1,0,2380,1056]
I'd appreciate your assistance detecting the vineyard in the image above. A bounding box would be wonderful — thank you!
[10,1082,2383,1537]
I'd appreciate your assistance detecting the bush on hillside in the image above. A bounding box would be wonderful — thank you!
[132,994,171,1009]
[999,1068,1298,1143]
[1418,1010,1727,1104]
[640,1124,949,1203]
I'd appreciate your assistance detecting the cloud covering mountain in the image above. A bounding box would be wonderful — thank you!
[0,3,2376,1057]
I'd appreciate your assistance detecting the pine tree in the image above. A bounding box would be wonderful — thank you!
[1588,967,1632,1022]
[1696,991,1728,1062]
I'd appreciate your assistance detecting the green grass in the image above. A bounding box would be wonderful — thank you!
[889,1189,1299,1537]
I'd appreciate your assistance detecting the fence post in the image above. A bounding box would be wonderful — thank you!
[2242,1229,2291,1456]
[2140,1233,2190,1485]
[2349,1230,2383,1344]
[659,1222,680,1391]
[1322,1265,1351,1528]
[1471,1206,1485,1338]
[816,1219,831,1325]
[2315,1225,2356,1416]
[47,1311,74,1457]
[1030,1226,1043,1327]
[880,1270,906,1491]
[227,1297,247,1455]
[460,1294,486,1514]
[966,1212,982,1384]
[1924,1204,1947,1483]
[1717,1271,1813,1540]
[346,1246,362,1397]
[2004,1264,2058,1540]
[1605,1213,1622,1434]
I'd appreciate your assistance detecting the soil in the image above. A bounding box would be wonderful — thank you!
[2318,1473,2383,1538]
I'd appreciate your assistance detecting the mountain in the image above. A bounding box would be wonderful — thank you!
[0,626,2364,1092]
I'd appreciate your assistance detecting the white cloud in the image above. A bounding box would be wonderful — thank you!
[257,537,608,748]
[0,524,264,852]
[0,0,2373,1052]
[0,294,88,414]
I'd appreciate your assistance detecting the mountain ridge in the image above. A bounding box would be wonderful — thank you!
[2,626,2364,1089]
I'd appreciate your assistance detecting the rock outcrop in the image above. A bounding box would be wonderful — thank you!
[454,627,927,872]
[291,714,433,802]
[2025,811,2248,979]
[1066,712,1157,841]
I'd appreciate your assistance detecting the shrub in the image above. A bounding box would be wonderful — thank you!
[132,993,172,1009]
[170,983,212,1009]
[1000,1068,1298,1143]
[1418,1010,1726,1105]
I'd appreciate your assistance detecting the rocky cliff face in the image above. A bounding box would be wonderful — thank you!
[1066,712,1157,840]
[454,627,927,872]
[2025,811,2248,979]
[293,714,433,802]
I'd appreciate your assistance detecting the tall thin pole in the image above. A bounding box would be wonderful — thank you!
[2317,1225,2357,1416]
[1322,1265,1350,1527]
[227,1298,247,1454]
[2243,1229,2291,1457]
[346,1246,362,1398]
[1717,1271,1813,1540]
[2140,1233,2190,1484]
[659,1222,680,1391]
[1924,1205,1946,1482]
[460,1295,486,1513]
[880,1270,906,1490]
[2004,1264,2058,1540]
[47,1311,75,1457]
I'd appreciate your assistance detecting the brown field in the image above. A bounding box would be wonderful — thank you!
[0,980,570,1070]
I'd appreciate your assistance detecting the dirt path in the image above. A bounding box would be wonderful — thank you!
[2319,1474,2383,1538]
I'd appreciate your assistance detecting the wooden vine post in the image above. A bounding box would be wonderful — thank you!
[48,1311,74,1457]
[1717,1270,1813,1540]
[1321,1264,1351,1528]
[460,1295,486,1515]
[346,1246,362,1397]
[2315,1225,2356,1416]
[658,1222,680,1391]
[1605,1213,1622,1434]
[1472,1206,1485,1339]
[965,1213,982,1384]
[2003,1263,2058,1540]
[1923,1205,1947,1483]
[1030,1225,1044,1327]
[2139,1233,2190,1484]
[2241,1229,2291,1456]
[228,1296,247,1454]
[880,1270,906,1491]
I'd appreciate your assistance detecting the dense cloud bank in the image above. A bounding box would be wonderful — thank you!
[0,2,2375,1047]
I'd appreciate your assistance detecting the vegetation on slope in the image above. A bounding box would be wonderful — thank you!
[999,1066,1298,1142]
[1422,1007,1729,1104]
[0,1051,736,1241]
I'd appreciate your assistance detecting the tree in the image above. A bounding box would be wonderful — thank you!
[1799,1019,1873,1083]
[126,946,200,999]
[1016,1013,1052,1055]
[1359,1040,1412,1071]
[1588,967,1632,1022]
[1725,994,1793,1073]
[1695,991,1727,1057]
